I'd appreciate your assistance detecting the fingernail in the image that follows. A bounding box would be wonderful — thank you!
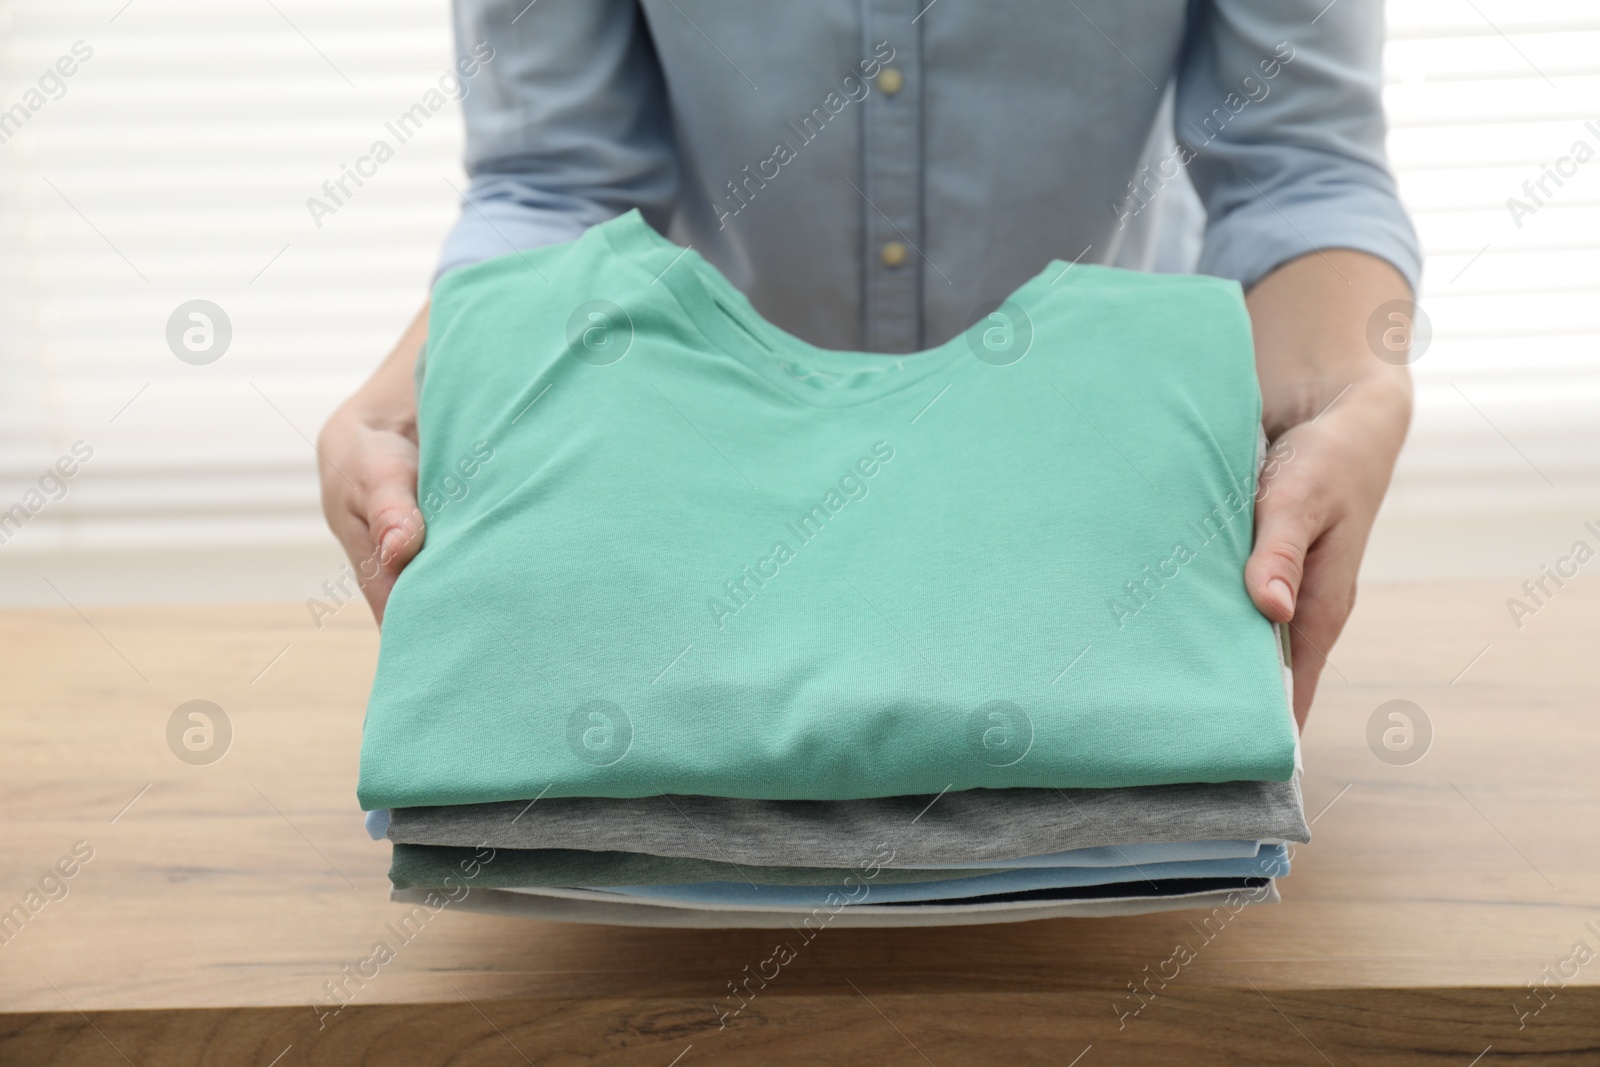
[1267,578,1295,617]
[380,528,405,564]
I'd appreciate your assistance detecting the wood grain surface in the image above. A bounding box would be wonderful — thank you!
[1,580,1596,1065]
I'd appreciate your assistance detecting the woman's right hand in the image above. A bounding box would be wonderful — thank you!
[316,302,430,624]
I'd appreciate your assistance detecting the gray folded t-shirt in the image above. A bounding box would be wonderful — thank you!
[386,778,1308,867]
[389,843,1012,889]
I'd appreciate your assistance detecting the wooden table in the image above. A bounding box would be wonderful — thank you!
[2,581,1596,1065]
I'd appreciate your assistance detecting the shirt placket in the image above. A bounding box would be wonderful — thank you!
[861,0,922,354]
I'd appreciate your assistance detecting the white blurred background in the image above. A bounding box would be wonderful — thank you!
[1,0,1597,605]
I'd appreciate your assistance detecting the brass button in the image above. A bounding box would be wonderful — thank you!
[880,240,908,268]
[877,66,904,95]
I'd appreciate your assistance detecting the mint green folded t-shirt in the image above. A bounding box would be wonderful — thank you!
[357,210,1295,808]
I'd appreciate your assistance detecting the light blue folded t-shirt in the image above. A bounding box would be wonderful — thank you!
[594,845,1290,907]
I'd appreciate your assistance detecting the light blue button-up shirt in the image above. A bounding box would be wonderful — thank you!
[439,0,1419,354]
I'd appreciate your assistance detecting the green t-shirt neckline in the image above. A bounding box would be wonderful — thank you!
[601,210,1056,407]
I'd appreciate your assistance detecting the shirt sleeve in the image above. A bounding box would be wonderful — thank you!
[435,0,679,283]
[1175,0,1421,293]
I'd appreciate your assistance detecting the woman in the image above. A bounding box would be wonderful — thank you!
[319,0,1417,727]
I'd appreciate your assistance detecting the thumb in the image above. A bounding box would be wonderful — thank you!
[365,486,426,573]
[1245,483,1319,625]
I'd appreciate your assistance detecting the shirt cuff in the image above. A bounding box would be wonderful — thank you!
[433,177,621,286]
[1197,181,1422,296]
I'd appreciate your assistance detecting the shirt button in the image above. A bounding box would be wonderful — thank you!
[880,241,908,268]
[877,66,904,95]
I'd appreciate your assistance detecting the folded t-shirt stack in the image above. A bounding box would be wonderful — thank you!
[357,210,1307,928]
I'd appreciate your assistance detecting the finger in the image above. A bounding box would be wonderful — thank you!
[352,474,423,626]
[364,483,426,572]
[1285,526,1360,727]
[1244,464,1325,624]
[325,501,391,623]
[351,429,424,568]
